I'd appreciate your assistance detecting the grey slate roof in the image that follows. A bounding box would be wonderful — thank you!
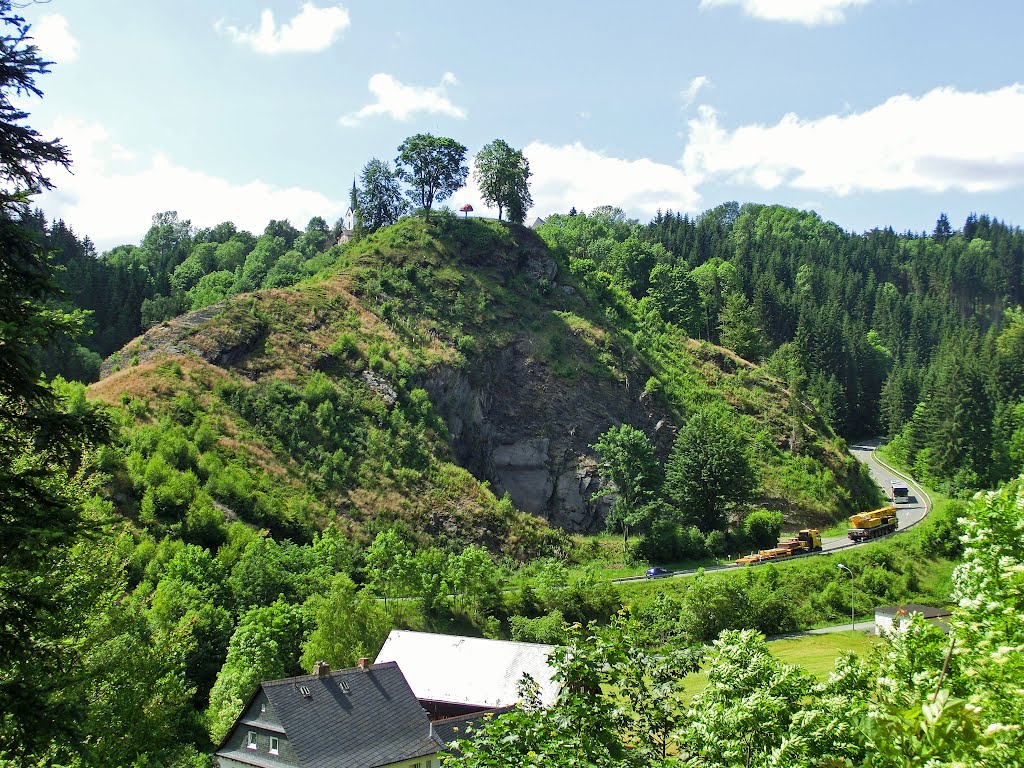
[217,662,441,768]
[430,708,513,750]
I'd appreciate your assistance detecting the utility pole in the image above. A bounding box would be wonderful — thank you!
[837,563,855,630]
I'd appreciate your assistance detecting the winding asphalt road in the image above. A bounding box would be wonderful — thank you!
[612,439,931,584]
[847,440,930,531]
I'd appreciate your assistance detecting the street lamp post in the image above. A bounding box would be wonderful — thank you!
[837,563,855,631]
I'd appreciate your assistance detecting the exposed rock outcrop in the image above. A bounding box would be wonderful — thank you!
[99,302,267,378]
[420,337,675,533]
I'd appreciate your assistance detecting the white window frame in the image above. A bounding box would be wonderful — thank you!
[246,731,258,750]
[269,736,279,755]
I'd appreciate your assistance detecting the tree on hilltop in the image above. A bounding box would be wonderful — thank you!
[473,139,533,223]
[357,157,407,233]
[395,133,468,222]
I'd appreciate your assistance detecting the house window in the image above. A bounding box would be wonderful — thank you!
[246,731,258,750]
[269,736,279,755]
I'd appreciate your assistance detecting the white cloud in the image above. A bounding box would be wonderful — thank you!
[39,118,345,249]
[216,3,350,54]
[699,0,872,26]
[681,75,710,106]
[683,84,1024,195]
[340,72,466,126]
[32,15,79,62]
[450,142,702,220]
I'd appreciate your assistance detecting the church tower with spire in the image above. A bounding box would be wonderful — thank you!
[343,177,358,235]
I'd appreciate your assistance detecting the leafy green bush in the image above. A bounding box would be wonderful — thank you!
[509,610,567,644]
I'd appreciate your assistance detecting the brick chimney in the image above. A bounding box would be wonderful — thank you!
[357,657,370,670]
[314,661,330,677]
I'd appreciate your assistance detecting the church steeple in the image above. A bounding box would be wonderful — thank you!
[342,176,358,238]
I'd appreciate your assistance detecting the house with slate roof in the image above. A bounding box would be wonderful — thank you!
[374,630,559,719]
[214,660,443,768]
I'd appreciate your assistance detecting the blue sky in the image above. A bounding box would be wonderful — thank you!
[20,0,1024,249]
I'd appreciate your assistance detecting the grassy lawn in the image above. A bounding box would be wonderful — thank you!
[770,630,878,674]
[679,630,878,700]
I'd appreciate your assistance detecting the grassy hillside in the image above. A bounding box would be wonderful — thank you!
[90,213,876,553]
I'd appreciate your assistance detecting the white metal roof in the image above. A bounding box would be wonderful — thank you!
[374,630,560,708]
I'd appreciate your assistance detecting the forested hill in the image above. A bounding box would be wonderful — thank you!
[39,201,1024,507]
[78,213,870,552]
[539,204,1024,495]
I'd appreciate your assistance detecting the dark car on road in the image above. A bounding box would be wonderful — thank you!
[645,567,673,579]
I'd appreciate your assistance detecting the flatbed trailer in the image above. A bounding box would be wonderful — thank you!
[735,529,822,566]
[848,505,898,541]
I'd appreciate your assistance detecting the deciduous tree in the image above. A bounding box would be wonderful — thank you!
[208,600,303,742]
[299,574,390,672]
[591,424,663,553]
[364,528,416,610]
[395,133,468,221]
[357,157,407,233]
[473,139,532,223]
[664,409,756,532]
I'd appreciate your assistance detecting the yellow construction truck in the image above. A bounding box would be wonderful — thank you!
[848,505,898,541]
[735,529,822,566]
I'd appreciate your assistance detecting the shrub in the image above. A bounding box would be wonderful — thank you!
[705,529,727,558]
[742,509,783,549]
[509,610,567,644]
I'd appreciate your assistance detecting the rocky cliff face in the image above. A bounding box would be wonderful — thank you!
[421,338,676,532]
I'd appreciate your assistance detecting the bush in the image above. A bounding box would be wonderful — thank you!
[920,500,966,559]
[635,518,680,564]
[547,573,621,625]
[509,610,567,644]
[680,525,708,559]
[742,509,783,549]
[630,592,686,646]
[679,574,755,642]
[705,529,728,558]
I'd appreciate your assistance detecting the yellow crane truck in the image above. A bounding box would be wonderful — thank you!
[848,505,898,541]
[735,529,822,566]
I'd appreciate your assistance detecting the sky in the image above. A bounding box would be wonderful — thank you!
[17,0,1024,250]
